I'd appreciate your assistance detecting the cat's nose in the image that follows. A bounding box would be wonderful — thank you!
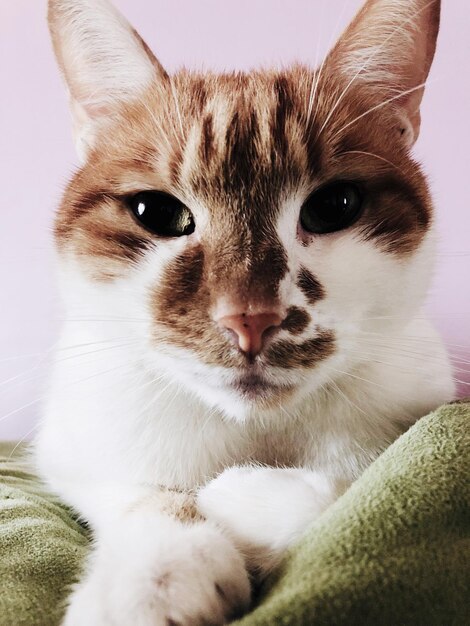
[217,312,284,357]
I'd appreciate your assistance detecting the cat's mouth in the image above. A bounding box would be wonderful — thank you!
[228,374,295,401]
[187,365,299,411]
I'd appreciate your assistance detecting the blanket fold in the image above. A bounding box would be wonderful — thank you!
[1,402,469,626]
[0,444,89,626]
[236,401,470,626]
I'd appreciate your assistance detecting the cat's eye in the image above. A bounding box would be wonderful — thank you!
[300,182,363,235]
[128,191,195,237]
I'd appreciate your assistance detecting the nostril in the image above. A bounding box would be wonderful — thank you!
[217,312,284,357]
[261,324,279,344]
[223,327,241,349]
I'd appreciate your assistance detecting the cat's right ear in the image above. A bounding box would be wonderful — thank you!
[48,0,167,161]
[323,0,440,148]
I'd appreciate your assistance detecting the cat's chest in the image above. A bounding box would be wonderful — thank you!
[126,418,310,489]
[246,426,310,467]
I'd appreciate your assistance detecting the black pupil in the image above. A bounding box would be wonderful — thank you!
[129,191,195,237]
[300,182,362,234]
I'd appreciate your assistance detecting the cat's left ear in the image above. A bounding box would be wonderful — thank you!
[325,0,440,147]
[48,0,168,161]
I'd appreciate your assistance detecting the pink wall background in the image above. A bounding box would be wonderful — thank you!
[1,0,469,440]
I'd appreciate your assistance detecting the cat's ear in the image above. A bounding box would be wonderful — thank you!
[48,0,167,161]
[325,0,440,147]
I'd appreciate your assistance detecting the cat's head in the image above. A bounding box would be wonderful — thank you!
[49,0,440,420]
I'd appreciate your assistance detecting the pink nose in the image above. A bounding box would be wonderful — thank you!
[217,312,283,357]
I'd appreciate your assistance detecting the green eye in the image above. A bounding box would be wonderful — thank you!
[300,182,363,234]
[128,191,195,237]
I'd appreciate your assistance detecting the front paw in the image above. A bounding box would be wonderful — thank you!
[198,466,337,573]
[63,521,250,626]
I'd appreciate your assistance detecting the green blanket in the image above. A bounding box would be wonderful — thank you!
[1,402,469,626]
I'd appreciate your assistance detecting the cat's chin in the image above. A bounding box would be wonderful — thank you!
[228,374,294,398]
[196,377,302,422]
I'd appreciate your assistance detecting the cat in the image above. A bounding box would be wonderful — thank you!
[35,0,454,624]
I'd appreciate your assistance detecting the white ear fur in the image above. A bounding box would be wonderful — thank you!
[327,0,440,146]
[48,0,166,160]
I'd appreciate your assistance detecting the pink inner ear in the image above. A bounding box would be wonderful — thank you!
[69,97,113,162]
[70,93,115,132]
[82,101,114,119]
[49,0,166,156]
[322,0,440,148]
[329,1,439,88]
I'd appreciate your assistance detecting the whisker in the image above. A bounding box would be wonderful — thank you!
[326,375,369,416]
[0,359,144,427]
[436,252,470,258]
[344,346,470,376]
[337,150,408,176]
[60,314,148,322]
[307,0,351,125]
[0,361,48,390]
[346,314,470,322]
[0,341,60,391]
[324,365,384,390]
[0,352,51,364]
[8,424,40,457]
[200,403,220,437]
[357,330,470,351]
[56,336,140,352]
[51,340,140,366]
[329,78,436,140]
[357,349,470,371]
[169,77,186,145]
[140,100,174,152]
[0,396,46,426]
[305,0,326,121]
[351,335,470,359]
[0,339,142,398]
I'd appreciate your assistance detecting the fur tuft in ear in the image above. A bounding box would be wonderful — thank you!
[326,0,440,147]
[48,0,167,160]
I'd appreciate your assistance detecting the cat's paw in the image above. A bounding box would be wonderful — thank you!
[197,466,337,573]
[62,521,250,626]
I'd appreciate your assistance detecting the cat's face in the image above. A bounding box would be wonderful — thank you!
[50,0,440,420]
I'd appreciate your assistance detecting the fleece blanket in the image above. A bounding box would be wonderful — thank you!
[0,402,469,626]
